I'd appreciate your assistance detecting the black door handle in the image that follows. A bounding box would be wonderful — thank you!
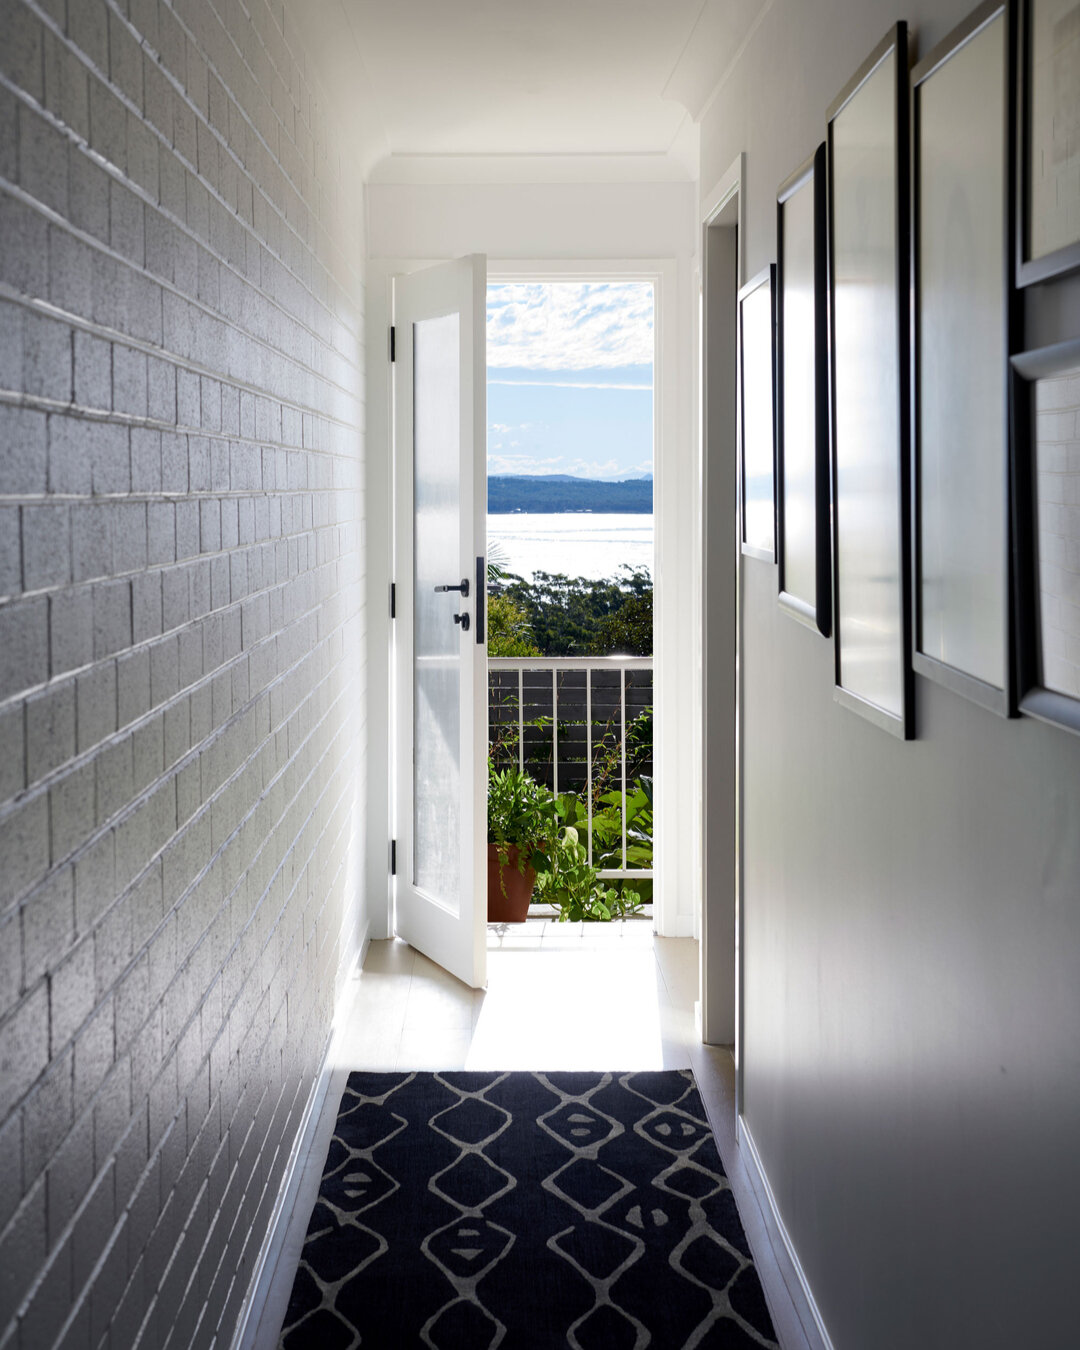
[434,578,470,596]
[453,611,471,632]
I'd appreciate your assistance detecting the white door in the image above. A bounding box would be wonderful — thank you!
[393,255,487,989]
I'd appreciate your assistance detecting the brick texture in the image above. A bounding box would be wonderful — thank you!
[0,0,367,1345]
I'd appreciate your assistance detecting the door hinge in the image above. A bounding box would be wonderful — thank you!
[389,325,396,362]
[390,839,397,875]
[390,582,396,619]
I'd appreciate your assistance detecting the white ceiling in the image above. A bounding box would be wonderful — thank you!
[299,0,766,178]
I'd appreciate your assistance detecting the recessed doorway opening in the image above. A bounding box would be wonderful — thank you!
[484,279,657,928]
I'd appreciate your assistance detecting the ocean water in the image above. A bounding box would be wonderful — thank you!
[488,513,653,583]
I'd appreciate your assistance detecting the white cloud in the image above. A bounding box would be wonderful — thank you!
[487,453,565,475]
[566,458,622,478]
[489,378,651,390]
[487,281,654,370]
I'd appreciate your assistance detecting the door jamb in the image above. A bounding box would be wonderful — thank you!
[699,157,744,1100]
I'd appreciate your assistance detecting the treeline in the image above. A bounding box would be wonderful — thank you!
[488,567,652,657]
[488,475,652,514]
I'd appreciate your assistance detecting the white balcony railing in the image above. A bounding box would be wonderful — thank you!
[487,656,653,882]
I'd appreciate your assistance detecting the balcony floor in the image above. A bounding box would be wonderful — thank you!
[242,924,815,1350]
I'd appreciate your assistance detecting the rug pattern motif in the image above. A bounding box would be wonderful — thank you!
[278,1070,779,1349]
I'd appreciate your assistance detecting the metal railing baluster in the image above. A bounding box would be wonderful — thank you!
[586,667,593,867]
[551,667,558,798]
[620,665,627,872]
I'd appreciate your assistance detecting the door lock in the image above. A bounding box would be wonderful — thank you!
[453,611,471,632]
[434,578,470,596]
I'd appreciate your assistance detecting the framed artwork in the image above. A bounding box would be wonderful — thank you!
[912,1,1017,716]
[827,23,914,738]
[1010,337,1080,735]
[1017,0,1080,285]
[776,144,831,636]
[738,265,777,562]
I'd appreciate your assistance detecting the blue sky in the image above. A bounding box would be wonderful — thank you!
[487,282,654,479]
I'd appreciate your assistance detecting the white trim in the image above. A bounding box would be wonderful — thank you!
[701,152,746,251]
[364,262,395,942]
[698,154,743,1058]
[737,1117,837,1350]
[230,924,371,1350]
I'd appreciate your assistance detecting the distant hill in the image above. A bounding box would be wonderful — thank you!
[488,475,653,514]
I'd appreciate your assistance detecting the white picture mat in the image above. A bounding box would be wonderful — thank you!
[742,280,775,557]
[781,180,817,610]
[1034,365,1080,698]
[832,51,904,719]
[918,13,1007,690]
[1029,0,1080,261]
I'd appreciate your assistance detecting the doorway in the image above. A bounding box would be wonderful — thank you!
[380,256,699,985]
[484,278,657,925]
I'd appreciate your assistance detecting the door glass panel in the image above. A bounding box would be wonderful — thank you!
[413,313,461,907]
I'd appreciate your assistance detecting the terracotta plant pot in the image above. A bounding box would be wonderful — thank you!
[487,843,536,922]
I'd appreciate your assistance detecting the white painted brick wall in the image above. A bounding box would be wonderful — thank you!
[0,0,368,1346]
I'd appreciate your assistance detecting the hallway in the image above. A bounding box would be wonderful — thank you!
[242,926,814,1349]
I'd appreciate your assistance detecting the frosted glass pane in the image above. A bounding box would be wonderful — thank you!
[832,52,903,719]
[742,281,775,555]
[918,14,1006,690]
[1034,365,1080,699]
[781,181,817,608]
[413,313,461,906]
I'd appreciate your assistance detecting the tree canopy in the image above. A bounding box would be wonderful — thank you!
[489,566,652,656]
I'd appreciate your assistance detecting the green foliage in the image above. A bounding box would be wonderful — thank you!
[596,593,653,656]
[534,826,643,922]
[554,775,654,908]
[493,567,652,657]
[486,593,541,657]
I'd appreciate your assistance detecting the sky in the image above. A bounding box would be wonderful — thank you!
[487,282,654,480]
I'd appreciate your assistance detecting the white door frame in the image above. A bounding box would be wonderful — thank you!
[698,156,744,1076]
[369,256,696,944]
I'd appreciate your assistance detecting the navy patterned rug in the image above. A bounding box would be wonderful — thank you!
[278,1070,778,1349]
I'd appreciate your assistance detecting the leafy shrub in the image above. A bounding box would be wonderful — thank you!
[534,826,643,922]
[486,593,541,657]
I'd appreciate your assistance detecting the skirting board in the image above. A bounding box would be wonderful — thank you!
[229,919,371,1350]
[737,1116,836,1350]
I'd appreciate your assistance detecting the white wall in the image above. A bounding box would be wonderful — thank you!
[699,3,1080,1347]
[366,178,702,937]
[0,1,368,1344]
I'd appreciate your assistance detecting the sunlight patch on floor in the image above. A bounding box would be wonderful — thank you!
[468,940,666,1070]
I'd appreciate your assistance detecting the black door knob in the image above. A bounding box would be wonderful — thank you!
[453,612,471,632]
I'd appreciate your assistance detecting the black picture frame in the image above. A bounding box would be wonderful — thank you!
[827,23,914,739]
[1016,0,1080,286]
[1010,336,1080,736]
[776,144,831,636]
[738,264,777,563]
[912,1,1018,718]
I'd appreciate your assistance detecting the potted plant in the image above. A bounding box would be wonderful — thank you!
[487,764,558,922]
